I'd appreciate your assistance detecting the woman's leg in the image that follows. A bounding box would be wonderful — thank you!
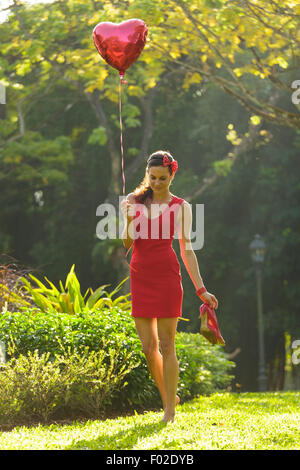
[157,317,179,423]
[134,317,167,408]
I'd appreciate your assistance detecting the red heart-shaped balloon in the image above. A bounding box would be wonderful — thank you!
[93,19,148,78]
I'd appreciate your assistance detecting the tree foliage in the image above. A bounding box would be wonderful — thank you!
[0,0,299,390]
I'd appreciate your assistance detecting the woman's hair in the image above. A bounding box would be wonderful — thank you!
[133,150,175,204]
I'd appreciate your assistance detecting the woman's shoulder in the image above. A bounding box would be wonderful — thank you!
[172,194,188,206]
[172,197,192,221]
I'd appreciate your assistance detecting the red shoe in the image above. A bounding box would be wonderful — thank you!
[199,303,225,346]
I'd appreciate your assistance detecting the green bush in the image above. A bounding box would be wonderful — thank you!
[0,265,235,415]
[0,307,234,420]
[0,339,138,426]
[176,332,234,399]
[0,307,159,411]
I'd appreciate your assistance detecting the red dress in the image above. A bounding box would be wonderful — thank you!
[130,195,184,318]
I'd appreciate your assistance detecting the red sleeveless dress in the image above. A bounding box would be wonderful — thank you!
[130,195,184,318]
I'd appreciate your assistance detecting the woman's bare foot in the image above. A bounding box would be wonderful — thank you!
[161,396,179,423]
[162,409,175,423]
[163,395,180,410]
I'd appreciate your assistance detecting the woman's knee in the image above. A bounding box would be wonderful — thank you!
[159,337,176,357]
[142,339,159,358]
[157,317,178,357]
[134,318,159,358]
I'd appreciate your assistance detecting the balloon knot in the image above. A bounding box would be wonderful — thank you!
[119,73,127,85]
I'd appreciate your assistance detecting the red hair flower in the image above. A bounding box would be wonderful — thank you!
[163,154,178,174]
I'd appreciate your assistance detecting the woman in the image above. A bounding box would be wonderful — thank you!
[121,150,218,423]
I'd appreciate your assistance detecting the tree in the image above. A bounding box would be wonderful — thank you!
[1,0,299,390]
[0,0,187,287]
[137,0,299,129]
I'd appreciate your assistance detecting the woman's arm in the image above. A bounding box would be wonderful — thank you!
[121,193,135,250]
[177,201,218,309]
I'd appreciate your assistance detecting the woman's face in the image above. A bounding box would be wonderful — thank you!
[147,166,173,194]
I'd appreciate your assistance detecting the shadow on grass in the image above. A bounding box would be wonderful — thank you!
[65,417,167,450]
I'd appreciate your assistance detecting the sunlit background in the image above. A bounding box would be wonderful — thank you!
[0,0,54,23]
[0,0,299,397]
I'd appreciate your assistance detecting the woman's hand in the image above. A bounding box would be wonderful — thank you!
[121,198,136,249]
[120,199,135,220]
[200,292,218,310]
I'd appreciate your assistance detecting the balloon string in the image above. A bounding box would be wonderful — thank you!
[119,76,137,272]
[119,78,126,197]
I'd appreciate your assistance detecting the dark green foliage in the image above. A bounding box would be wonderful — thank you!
[0,0,298,395]
[0,341,139,426]
[176,332,234,399]
[0,306,234,422]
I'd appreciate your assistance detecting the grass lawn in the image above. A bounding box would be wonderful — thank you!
[0,391,299,450]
